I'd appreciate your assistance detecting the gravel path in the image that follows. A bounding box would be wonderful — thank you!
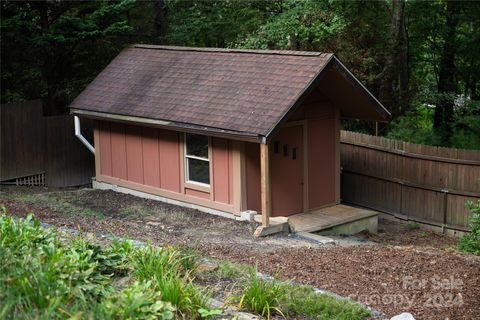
[1,187,479,319]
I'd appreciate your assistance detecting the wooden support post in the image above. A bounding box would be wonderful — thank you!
[232,141,246,215]
[334,108,341,204]
[260,143,271,227]
[93,121,101,178]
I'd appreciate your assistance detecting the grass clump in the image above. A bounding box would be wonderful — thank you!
[282,285,372,320]
[407,222,420,230]
[236,271,371,320]
[132,244,187,279]
[459,200,480,255]
[237,273,287,319]
[131,244,209,318]
[205,259,254,279]
[132,243,199,279]
[80,208,106,219]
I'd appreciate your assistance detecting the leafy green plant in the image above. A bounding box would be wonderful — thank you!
[0,213,112,318]
[70,235,133,277]
[237,0,347,50]
[386,102,480,149]
[95,280,176,320]
[459,200,480,255]
[198,307,223,319]
[420,231,430,238]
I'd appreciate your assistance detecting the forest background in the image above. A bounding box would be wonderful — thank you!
[1,0,479,149]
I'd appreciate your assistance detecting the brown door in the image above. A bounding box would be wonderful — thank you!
[271,125,304,216]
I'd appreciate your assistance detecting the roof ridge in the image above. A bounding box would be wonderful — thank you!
[131,44,332,58]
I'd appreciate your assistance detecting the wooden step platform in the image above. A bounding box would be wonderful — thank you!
[289,204,379,234]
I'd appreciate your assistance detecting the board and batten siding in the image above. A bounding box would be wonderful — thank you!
[289,100,340,210]
[94,121,240,214]
[244,100,340,214]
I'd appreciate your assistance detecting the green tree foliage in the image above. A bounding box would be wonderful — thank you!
[237,0,390,96]
[164,0,275,47]
[390,0,480,148]
[236,0,348,51]
[1,0,135,114]
[1,0,479,149]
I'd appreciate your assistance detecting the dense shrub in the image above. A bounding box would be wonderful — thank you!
[459,200,480,255]
[0,212,210,319]
[0,213,113,318]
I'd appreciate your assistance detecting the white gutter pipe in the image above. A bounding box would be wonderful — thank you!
[74,115,95,155]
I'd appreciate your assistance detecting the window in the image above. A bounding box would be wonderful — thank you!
[185,133,210,185]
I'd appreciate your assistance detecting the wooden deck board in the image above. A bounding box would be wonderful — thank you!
[289,204,379,233]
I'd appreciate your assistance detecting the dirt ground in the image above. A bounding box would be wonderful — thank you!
[1,187,479,320]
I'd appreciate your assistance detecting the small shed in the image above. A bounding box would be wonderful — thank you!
[70,45,389,235]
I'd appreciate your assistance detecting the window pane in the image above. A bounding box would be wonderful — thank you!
[187,158,210,184]
[186,134,208,158]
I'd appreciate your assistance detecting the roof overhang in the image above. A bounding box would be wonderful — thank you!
[264,55,390,142]
[71,109,263,143]
[322,57,391,122]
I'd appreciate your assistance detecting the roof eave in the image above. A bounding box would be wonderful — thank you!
[71,108,264,143]
[263,55,390,142]
[331,56,391,121]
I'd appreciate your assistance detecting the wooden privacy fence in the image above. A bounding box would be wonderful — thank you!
[340,130,480,232]
[1,100,94,187]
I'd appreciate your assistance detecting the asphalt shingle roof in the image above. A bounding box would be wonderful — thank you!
[70,45,333,137]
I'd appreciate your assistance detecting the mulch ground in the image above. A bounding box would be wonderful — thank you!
[1,187,479,319]
[202,245,479,320]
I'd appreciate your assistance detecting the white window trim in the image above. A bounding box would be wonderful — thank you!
[184,133,211,187]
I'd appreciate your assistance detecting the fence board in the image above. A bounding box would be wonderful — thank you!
[1,101,94,187]
[340,130,480,232]
[0,101,46,180]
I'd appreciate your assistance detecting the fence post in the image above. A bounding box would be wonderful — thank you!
[442,189,449,234]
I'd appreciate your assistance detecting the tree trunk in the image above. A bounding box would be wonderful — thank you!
[379,0,409,118]
[433,0,459,143]
[153,0,167,44]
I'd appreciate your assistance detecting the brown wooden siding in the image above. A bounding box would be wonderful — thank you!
[96,121,236,212]
[291,100,338,210]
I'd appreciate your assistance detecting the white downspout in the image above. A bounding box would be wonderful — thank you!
[74,115,95,155]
